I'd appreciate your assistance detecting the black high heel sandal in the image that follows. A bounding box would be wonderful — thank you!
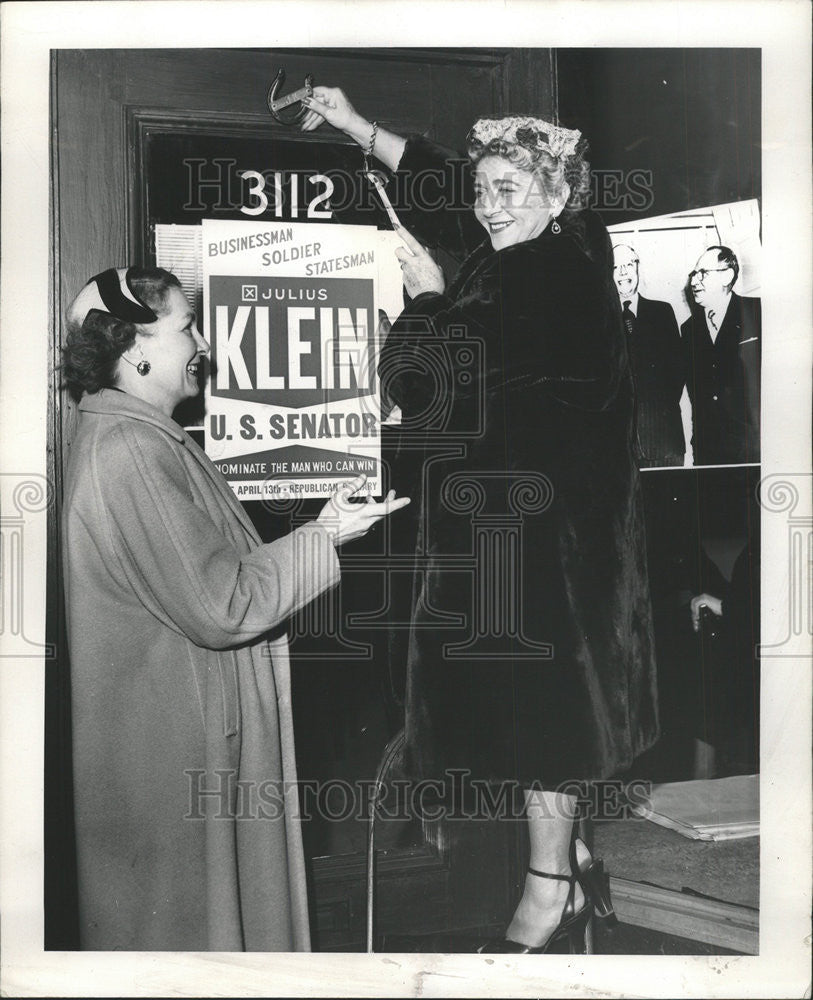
[477,830,590,955]
[476,870,590,954]
[574,837,618,927]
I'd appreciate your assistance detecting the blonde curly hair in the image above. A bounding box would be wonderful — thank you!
[467,130,591,215]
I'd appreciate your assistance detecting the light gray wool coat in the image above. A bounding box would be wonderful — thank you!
[62,389,340,951]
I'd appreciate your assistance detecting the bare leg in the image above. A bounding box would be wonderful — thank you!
[504,789,587,948]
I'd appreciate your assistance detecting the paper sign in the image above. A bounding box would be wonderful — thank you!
[202,219,404,499]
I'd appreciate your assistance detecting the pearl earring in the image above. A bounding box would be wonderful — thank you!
[136,360,151,376]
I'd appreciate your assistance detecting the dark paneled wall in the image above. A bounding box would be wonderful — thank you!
[556,49,760,224]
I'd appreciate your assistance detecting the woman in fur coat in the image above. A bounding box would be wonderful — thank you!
[61,266,409,950]
[302,87,659,954]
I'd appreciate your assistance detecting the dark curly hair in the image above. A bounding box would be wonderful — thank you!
[467,130,591,218]
[61,267,181,401]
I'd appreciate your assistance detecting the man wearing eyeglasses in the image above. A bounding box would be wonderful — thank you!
[681,246,761,466]
[612,244,686,467]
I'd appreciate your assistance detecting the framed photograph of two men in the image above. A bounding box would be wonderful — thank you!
[0,1,810,998]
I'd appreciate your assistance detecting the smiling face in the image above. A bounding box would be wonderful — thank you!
[613,245,640,300]
[473,155,557,250]
[133,286,209,415]
[689,249,734,309]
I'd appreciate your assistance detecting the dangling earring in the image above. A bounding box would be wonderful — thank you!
[551,218,561,235]
[136,360,151,376]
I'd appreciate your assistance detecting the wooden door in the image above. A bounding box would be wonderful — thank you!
[47,47,554,949]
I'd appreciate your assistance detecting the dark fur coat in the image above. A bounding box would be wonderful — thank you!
[380,136,659,788]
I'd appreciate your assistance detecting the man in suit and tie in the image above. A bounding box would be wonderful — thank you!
[681,246,761,466]
[613,244,686,467]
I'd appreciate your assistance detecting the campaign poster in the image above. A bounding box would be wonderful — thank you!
[202,218,404,499]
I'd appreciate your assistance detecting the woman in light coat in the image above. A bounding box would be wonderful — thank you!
[61,266,409,950]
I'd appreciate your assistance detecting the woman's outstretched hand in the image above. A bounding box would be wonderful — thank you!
[394,225,446,298]
[298,85,407,172]
[300,86,359,133]
[316,474,410,547]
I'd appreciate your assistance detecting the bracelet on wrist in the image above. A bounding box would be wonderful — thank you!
[362,120,378,171]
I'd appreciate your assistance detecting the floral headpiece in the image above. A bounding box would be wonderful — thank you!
[467,116,581,159]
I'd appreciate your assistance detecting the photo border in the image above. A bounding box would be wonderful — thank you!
[1,1,810,996]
